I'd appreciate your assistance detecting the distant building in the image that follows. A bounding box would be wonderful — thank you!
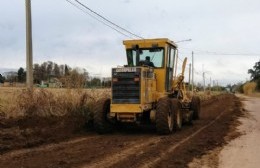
[48,78,62,88]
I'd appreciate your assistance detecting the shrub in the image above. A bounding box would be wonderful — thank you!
[256,79,260,91]
[243,82,257,95]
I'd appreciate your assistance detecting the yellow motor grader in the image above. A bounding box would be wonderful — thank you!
[94,38,200,134]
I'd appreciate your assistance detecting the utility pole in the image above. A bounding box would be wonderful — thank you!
[188,63,191,85]
[202,64,206,92]
[174,50,178,78]
[210,77,212,91]
[203,72,205,92]
[192,51,194,92]
[25,0,33,90]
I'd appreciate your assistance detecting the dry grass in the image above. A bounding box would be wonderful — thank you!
[0,87,225,119]
[194,91,223,101]
[0,87,23,116]
[0,87,225,123]
[0,87,111,152]
[243,82,257,95]
[0,87,110,119]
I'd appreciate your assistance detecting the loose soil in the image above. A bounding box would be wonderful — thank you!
[0,94,243,168]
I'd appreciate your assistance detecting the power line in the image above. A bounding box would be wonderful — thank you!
[180,48,260,56]
[194,52,260,56]
[74,0,144,39]
[175,39,192,43]
[67,0,144,39]
[65,0,133,39]
[178,56,184,63]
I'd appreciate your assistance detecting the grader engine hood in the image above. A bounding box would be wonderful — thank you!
[112,67,141,104]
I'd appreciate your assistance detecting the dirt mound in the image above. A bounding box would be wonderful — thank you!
[0,89,101,154]
[0,113,90,154]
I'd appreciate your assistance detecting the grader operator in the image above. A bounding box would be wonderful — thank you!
[94,38,200,134]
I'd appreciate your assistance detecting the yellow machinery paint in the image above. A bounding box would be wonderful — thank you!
[93,38,201,134]
[110,39,176,121]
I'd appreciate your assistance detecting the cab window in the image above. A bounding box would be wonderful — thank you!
[126,48,164,68]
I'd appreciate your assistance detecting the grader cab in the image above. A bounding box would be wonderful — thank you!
[94,38,201,134]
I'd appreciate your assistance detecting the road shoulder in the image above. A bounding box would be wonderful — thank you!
[219,95,260,168]
[189,94,260,168]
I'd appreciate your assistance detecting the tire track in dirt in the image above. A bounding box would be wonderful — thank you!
[81,137,162,168]
[0,135,98,160]
[139,109,225,168]
[0,134,157,168]
[110,95,239,168]
[80,96,225,168]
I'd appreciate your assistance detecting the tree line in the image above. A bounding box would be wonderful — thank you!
[234,59,260,93]
[248,59,260,90]
[0,61,111,88]
[2,60,259,90]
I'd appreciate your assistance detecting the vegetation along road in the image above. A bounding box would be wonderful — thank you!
[0,94,245,168]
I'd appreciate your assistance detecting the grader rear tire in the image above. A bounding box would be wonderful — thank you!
[156,97,173,135]
[171,99,182,130]
[191,96,201,120]
[93,98,113,134]
[187,110,193,125]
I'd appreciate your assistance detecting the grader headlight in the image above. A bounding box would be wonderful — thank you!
[134,77,140,82]
[112,78,118,82]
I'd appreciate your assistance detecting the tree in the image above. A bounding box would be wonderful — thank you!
[53,63,60,77]
[65,64,70,76]
[88,78,101,87]
[248,60,260,90]
[248,60,260,80]
[195,82,203,91]
[0,74,5,83]
[17,67,26,83]
[31,61,89,87]
[62,68,88,88]
[46,61,54,77]
[33,63,41,84]
[40,62,48,81]
[5,71,17,83]
[59,65,65,76]
[102,77,111,87]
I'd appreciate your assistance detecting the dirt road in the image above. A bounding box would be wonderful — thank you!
[189,94,260,168]
[219,95,260,168]
[0,94,242,168]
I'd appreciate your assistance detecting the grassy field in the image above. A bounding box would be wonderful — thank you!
[0,86,225,119]
[194,90,224,101]
[0,87,112,154]
[0,87,110,118]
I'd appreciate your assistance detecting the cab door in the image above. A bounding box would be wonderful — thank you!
[165,46,176,92]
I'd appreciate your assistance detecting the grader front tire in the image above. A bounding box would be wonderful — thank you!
[192,96,201,120]
[156,98,173,135]
[93,98,113,134]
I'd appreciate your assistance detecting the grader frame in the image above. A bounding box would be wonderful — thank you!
[94,38,200,134]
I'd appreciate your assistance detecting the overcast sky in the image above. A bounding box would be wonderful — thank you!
[0,0,260,85]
